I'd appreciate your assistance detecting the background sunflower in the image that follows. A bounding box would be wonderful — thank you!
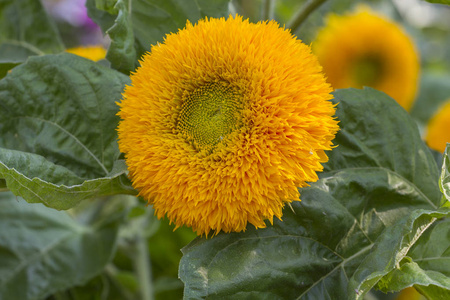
[313,7,420,111]
[66,45,106,61]
[425,99,450,153]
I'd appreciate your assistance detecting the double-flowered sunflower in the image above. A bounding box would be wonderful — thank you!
[313,8,419,111]
[117,16,339,236]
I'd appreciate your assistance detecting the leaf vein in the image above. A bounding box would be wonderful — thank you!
[19,116,109,175]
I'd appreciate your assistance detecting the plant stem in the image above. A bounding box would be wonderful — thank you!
[262,0,275,20]
[286,0,327,33]
[134,234,154,300]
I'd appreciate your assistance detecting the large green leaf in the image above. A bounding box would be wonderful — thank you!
[0,192,124,300]
[349,208,450,299]
[86,0,232,73]
[0,53,136,210]
[0,0,64,56]
[0,151,134,210]
[324,88,441,203]
[179,88,443,299]
[370,144,450,298]
[374,217,450,300]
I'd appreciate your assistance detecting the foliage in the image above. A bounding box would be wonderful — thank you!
[0,0,449,299]
[0,192,125,300]
[0,54,136,210]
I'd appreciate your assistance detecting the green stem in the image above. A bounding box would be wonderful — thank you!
[286,0,327,33]
[134,234,154,300]
[262,0,275,20]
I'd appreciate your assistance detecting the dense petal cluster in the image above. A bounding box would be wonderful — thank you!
[425,100,450,153]
[117,16,339,236]
[313,8,419,111]
[66,45,106,61]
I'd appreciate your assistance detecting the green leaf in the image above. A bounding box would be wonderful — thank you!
[85,0,117,31]
[0,192,124,300]
[375,217,450,299]
[0,0,64,54]
[350,208,450,299]
[179,88,442,299]
[105,0,137,73]
[440,144,450,204]
[86,0,232,73]
[0,53,136,210]
[324,88,441,205]
[0,151,134,210]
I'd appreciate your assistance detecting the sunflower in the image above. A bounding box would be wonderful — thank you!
[65,45,106,61]
[313,8,420,111]
[425,100,450,153]
[117,16,339,236]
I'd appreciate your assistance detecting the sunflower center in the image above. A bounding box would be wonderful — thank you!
[352,56,383,87]
[177,82,243,151]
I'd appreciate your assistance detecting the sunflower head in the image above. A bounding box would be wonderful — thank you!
[66,45,107,61]
[177,81,244,155]
[425,100,450,153]
[117,16,339,236]
[313,7,420,111]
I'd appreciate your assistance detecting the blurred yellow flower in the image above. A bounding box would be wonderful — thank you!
[66,45,106,61]
[394,287,425,300]
[313,8,420,111]
[117,16,339,236]
[425,100,450,153]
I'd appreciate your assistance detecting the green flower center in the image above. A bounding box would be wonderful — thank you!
[177,82,243,152]
[352,56,384,87]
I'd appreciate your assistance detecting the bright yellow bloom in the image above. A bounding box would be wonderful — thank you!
[66,45,106,61]
[313,8,420,111]
[117,16,339,236]
[425,100,450,153]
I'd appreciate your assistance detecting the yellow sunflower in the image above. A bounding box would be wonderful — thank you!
[313,8,420,111]
[117,16,339,236]
[425,100,450,153]
[65,45,106,61]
